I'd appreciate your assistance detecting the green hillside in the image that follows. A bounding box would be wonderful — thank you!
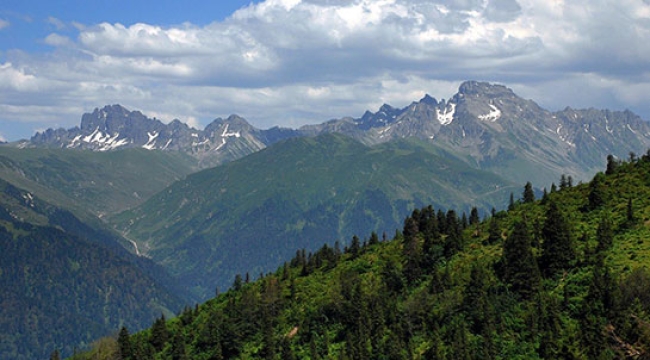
[0,146,197,219]
[80,151,650,360]
[111,133,517,299]
[0,179,189,360]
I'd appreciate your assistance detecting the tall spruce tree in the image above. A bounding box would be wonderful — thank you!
[588,172,607,210]
[502,220,541,300]
[118,326,133,360]
[523,181,535,203]
[595,214,614,255]
[540,201,576,278]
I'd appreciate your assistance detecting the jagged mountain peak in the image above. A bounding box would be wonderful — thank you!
[22,81,650,179]
[457,80,513,97]
[419,94,438,106]
[28,105,299,167]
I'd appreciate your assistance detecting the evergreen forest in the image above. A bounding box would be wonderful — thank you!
[70,152,650,359]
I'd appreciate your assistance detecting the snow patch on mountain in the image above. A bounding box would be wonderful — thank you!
[142,132,159,150]
[478,104,502,122]
[221,124,241,138]
[68,127,129,151]
[437,103,456,125]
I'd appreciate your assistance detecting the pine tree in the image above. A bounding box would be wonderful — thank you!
[502,220,541,300]
[588,172,607,210]
[560,174,568,189]
[443,210,462,259]
[606,154,619,175]
[150,314,170,352]
[171,331,188,360]
[118,326,133,360]
[523,181,535,203]
[463,262,495,334]
[349,235,361,258]
[595,214,614,254]
[487,217,501,244]
[539,201,575,278]
[402,217,421,284]
[469,207,480,225]
[232,274,243,291]
[541,187,549,204]
[369,231,379,246]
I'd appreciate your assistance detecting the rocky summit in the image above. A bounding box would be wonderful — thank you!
[29,105,298,168]
[26,81,650,184]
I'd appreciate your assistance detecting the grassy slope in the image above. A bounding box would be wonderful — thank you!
[111,133,517,299]
[0,146,197,218]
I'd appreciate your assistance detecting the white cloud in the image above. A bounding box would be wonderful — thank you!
[46,16,66,30]
[0,132,6,142]
[44,33,73,47]
[2,0,650,141]
[0,63,39,91]
[0,19,9,30]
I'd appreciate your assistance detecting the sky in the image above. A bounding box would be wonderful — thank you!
[2,0,650,142]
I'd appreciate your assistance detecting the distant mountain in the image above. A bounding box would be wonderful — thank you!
[0,178,188,360]
[304,81,650,185]
[24,81,650,186]
[28,104,299,168]
[111,133,516,300]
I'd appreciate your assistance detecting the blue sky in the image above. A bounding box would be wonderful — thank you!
[2,0,650,141]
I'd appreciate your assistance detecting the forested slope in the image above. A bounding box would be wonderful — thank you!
[75,152,650,359]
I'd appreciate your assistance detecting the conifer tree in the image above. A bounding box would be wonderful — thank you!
[118,326,133,360]
[540,201,575,278]
[349,235,361,258]
[487,217,501,244]
[171,331,188,360]
[443,210,463,259]
[606,154,619,175]
[502,220,541,299]
[588,172,607,209]
[150,314,170,352]
[595,214,614,254]
[523,181,535,203]
[369,231,379,246]
[541,187,549,204]
[233,274,243,291]
[469,207,480,225]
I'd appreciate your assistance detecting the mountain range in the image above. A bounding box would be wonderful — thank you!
[4,80,650,357]
[26,81,650,186]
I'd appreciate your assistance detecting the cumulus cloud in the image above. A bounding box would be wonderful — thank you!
[2,0,650,140]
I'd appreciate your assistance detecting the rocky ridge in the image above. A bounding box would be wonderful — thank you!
[26,81,650,182]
